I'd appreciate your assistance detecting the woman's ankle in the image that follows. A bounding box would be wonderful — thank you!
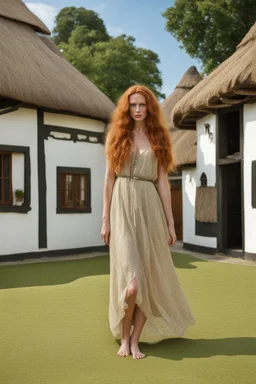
[130,335,139,345]
[121,336,130,344]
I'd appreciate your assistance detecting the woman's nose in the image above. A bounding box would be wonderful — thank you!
[136,104,140,112]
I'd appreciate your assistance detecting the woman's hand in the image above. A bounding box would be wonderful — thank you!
[168,224,177,246]
[101,218,111,246]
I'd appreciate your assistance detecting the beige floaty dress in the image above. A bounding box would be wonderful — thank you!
[109,147,196,344]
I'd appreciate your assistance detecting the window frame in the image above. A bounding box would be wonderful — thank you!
[56,167,91,214]
[252,160,256,209]
[0,151,13,205]
[0,145,31,213]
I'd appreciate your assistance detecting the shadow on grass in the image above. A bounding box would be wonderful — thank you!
[0,255,110,290]
[0,252,206,290]
[171,252,208,269]
[143,337,256,359]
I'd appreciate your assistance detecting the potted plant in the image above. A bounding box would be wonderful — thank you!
[15,189,25,204]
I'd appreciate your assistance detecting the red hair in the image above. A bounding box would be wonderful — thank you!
[105,85,175,174]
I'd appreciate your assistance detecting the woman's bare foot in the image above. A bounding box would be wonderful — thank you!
[117,339,130,357]
[130,341,146,360]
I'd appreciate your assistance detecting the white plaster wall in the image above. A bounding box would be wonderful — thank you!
[0,108,38,256]
[197,116,216,186]
[182,168,197,244]
[44,112,105,133]
[45,135,105,250]
[243,104,256,253]
[182,114,217,248]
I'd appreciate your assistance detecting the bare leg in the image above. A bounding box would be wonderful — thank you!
[117,278,138,357]
[130,306,146,359]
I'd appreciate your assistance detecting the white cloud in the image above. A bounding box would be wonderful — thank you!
[107,24,125,37]
[25,2,58,32]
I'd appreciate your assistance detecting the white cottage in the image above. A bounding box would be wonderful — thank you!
[0,1,114,261]
[172,23,256,261]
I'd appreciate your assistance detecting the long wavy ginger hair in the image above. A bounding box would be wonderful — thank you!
[106,85,175,174]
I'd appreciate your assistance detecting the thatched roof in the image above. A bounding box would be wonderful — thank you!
[162,66,202,131]
[195,187,217,223]
[171,130,197,167]
[162,67,202,167]
[39,36,65,58]
[0,16,114,120]
[0,0,50,34]
[173,23,256,129]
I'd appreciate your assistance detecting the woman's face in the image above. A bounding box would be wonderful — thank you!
[129,93,147,121]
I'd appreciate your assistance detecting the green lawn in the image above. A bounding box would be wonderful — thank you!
[0,253,255,384]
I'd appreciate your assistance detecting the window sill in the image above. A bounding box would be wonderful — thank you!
[0,205,32,213]
[218,158,241,165]
[57,207,92,214]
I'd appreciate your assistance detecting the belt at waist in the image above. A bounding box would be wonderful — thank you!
[117,175,153,182]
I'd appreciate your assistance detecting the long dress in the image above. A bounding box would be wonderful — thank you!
[109,147,196,344]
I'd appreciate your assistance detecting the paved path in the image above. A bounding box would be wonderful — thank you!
[171,242,256,267]
[0,241,255,267]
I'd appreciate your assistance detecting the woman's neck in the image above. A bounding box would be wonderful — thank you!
[133,121,146,133]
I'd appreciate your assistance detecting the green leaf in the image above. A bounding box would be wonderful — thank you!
[163,0,256,73]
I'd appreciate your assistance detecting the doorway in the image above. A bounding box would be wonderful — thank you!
[217,108,244,255]
[171,186,183,240]
[169,174,183,241]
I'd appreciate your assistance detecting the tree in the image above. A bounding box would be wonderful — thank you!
[54,7,164,102]
[69,25,108,48]
[52,7,109,45]
[163,0,256,73]
[61,35,165,102]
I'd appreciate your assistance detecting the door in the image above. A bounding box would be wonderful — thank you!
[171,186,183,240]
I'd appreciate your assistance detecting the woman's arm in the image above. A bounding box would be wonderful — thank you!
[157,163,177,246]
[101,158,116,246]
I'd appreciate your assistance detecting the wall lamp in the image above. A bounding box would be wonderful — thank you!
[204,123,213,142]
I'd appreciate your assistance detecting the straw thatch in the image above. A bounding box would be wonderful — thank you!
[0,0,50,34]
[162,67,202,167]
[0,16,114,120]
[173,23,256,128]
[171,130,197,167]
[195,187,217,223]
[39,36,65,58]
[162,66,202,131]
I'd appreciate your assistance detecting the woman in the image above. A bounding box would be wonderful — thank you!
[101,85,195,360]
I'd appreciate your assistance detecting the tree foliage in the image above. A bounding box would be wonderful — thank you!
[52,7,109,45]
[53,7,164,102]
[163,0,256,73]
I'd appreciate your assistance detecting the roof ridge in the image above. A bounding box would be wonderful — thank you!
[0,0,50,35]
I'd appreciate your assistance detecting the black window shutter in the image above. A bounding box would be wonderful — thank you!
[252,161,256,208]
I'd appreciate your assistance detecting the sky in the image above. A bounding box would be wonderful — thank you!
[25,0,202,98]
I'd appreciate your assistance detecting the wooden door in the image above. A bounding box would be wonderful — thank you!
[171,186,183,240]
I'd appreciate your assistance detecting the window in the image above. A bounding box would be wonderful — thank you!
[60,173,89,209]
[0,145,31,213]
[57,167,91,213]
[0,152,12,205]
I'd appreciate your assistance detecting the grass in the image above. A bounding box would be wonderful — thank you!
[0,253,255,384]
